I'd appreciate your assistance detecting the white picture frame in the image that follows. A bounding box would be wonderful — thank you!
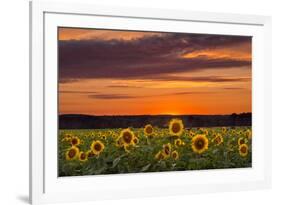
[30,1,272,204]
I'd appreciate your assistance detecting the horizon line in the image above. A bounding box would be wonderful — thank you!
[59,112,252,117]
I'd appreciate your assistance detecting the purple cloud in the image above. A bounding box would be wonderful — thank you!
[59,32,251,82]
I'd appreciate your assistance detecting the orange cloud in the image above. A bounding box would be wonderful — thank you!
[182,42,251,61]
[58,28,252,115]
[58,27,162,41]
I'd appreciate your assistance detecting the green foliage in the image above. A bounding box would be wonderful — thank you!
[58,126,252,176]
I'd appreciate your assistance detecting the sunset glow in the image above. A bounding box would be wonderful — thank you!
[58,28,252,115]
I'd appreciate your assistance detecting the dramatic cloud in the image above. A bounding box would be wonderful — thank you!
[86,90,217,100]
[59,79,80,84]
[58,28,163,41]
[88,94,138,99]
[59,32,251,82]
[58,29,252,115]
[144,76,251,82]
[106,85,142,88]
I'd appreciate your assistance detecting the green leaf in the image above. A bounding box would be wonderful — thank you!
[94,166,107,174]
[112,157,121,168]
[212,149,219,154]
[140,164,151,172]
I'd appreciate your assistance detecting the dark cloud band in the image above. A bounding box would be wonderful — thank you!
[59,32,251,82]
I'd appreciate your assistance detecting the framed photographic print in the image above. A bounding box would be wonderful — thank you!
[30,1,272,204]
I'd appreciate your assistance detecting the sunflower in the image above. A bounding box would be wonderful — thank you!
[188,130,195,138]
[61,133,72,142]
[245,129,252,139]
[199,128,208,135]
[222,127,227,133]
[171,150,179,160]
[124,144,133,153]
[65,146,79,160]
[101,134,106,140]
[144,124,154,136]
[238,137,247,146]
[204,129,209,135]
[162,143,172,157]
[212,133,223,145]
[191,134,209,154]
[112,133,118,138]
[70,136,81,146]
[115,137,124,147]
[239,144,249,157]
[169,119,184,137]
[64,133,73,138]
[79,151,88,162]
[91,140,105,155]
[174,138,184,146]
[133,136,139,145]
[86,150,95,158]
[120,128,135,146]
[155,151,165,160]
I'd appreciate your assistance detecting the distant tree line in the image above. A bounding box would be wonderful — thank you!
[59,113,252,129]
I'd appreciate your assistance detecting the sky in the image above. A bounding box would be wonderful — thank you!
[58,27,252,116]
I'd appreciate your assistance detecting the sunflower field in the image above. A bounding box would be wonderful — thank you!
[58,119,252,176]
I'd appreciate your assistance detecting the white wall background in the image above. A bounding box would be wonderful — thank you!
[0,0,279,204]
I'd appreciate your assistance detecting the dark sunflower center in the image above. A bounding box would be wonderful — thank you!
[68,149,76,158]
[159,153,164,160]
[216,137,221,144]
[94,143,102,151]
[72,138,78,145]
[172,123,181,133]
[123,132,132,143]
[80,153,86,160]
[240,139,245,144]
[195,139,205,150]
[172,153,177,158]
[117,139,122,145]
[146,126,152,134]
[164,146,170,155]
[240,146,247,153]
[88,152,95,157]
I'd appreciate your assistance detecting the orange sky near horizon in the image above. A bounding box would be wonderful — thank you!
[58,28,252,116]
